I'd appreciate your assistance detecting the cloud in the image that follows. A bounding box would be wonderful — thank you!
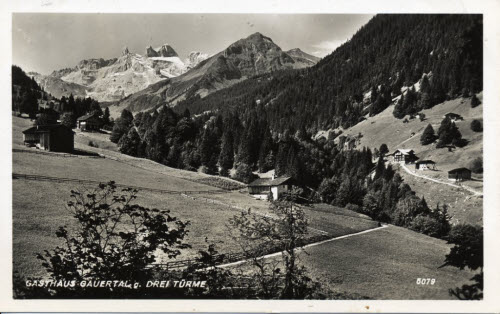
[311,39,347,57]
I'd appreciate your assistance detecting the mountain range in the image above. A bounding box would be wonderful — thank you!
[30,32,319,115]
[30,44,209,102]
[109,32,319,116]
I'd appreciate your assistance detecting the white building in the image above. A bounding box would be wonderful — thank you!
[247,175,293,201]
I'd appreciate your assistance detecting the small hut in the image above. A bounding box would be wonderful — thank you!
[448,168,471,182]
[415,160,436,171]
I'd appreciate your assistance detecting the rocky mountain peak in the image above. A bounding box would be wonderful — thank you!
[146,46,159,57]
[122,46,130,56]
[157,44,178,57]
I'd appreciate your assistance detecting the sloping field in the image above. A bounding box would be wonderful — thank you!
[396,164,483,225]
[296,225,476,299]
[336,94,483,183]
[328,95,483,225]
[13,151,218,192]
[196,191,379,237]
[12,179,241,278]
[12,116,378,280]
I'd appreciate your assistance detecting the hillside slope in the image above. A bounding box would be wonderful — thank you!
[29,72,88,99]
[170,14,482,136]
[328,94,483,225]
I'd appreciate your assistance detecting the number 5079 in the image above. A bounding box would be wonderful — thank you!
[416,278,436,285]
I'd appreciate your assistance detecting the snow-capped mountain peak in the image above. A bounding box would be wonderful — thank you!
[33,43,209,102]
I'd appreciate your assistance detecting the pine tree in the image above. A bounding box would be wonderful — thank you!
[373,156,385,181]
[118,128,141,157]
[420,124,436,145]
[60,112,76,129]
[104,107,111,122]
[236,130,251,165]
[470,94,480,108]
[379,143,389,156]
[218,132,234,175]
[110,109,134,143]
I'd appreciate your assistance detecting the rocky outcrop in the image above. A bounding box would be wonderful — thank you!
[146,46,159,57]
[157,44,178,57]
[185,51,209,70]
[122,46,130,56]
[77,58,117,70]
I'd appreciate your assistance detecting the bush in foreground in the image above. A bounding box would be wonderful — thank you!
[443,224,483,300]
[470,119,482,132]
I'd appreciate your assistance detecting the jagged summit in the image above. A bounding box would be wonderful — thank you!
[145,44,179,58]
[157,44,178,57]
[146,46,159,57]
[122,46,130,56]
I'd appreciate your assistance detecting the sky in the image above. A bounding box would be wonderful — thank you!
[12,13,373,75]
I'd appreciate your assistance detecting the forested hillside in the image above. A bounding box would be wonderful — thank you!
[175,14,482,133]
[12,65,44,116]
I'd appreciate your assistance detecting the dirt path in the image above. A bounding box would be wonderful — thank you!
[400,163,483,196]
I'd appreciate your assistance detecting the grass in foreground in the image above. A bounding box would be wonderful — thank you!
[298,225,476,299]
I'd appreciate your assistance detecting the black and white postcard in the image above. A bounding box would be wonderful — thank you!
[1,0,500,312]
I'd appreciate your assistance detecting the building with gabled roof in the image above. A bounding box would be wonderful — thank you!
[448,168,471,182]
[77,113,102,131]
[415,160,436,171]
[247,175,293,200]
[22,124,74,153]
[390,149,419,164]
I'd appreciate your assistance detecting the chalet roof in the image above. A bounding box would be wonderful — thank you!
[448,167,471,174]
[391,149,415,155]
[416,160,435,164]
[23,124,72,134]
[248,176,292,187]
[77,113,99,121]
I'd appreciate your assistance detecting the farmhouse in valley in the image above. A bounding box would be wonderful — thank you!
[22,124,74,153]
[77,113,102,131]
[247,175,293,201]
[390,149,419,164]
[448,167,472,182]
[415,160,436,171]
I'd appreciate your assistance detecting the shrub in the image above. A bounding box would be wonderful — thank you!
[410,215,446,238]
[470,120,482,132]
[18,182,190,298]
[345,203,361,213]
[470,94,481,108]
[469,157,483,173]
[88,140,98,148]
[234,162,258,184]
[444,224,483,300]
[420,124,436,145]
[391,195,429,228]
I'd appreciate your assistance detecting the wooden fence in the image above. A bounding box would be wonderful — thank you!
[13,148,104,159]
[149,233,330,271]
[12,173,228,195]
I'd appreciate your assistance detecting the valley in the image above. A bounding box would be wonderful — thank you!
[12,116,474,299]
